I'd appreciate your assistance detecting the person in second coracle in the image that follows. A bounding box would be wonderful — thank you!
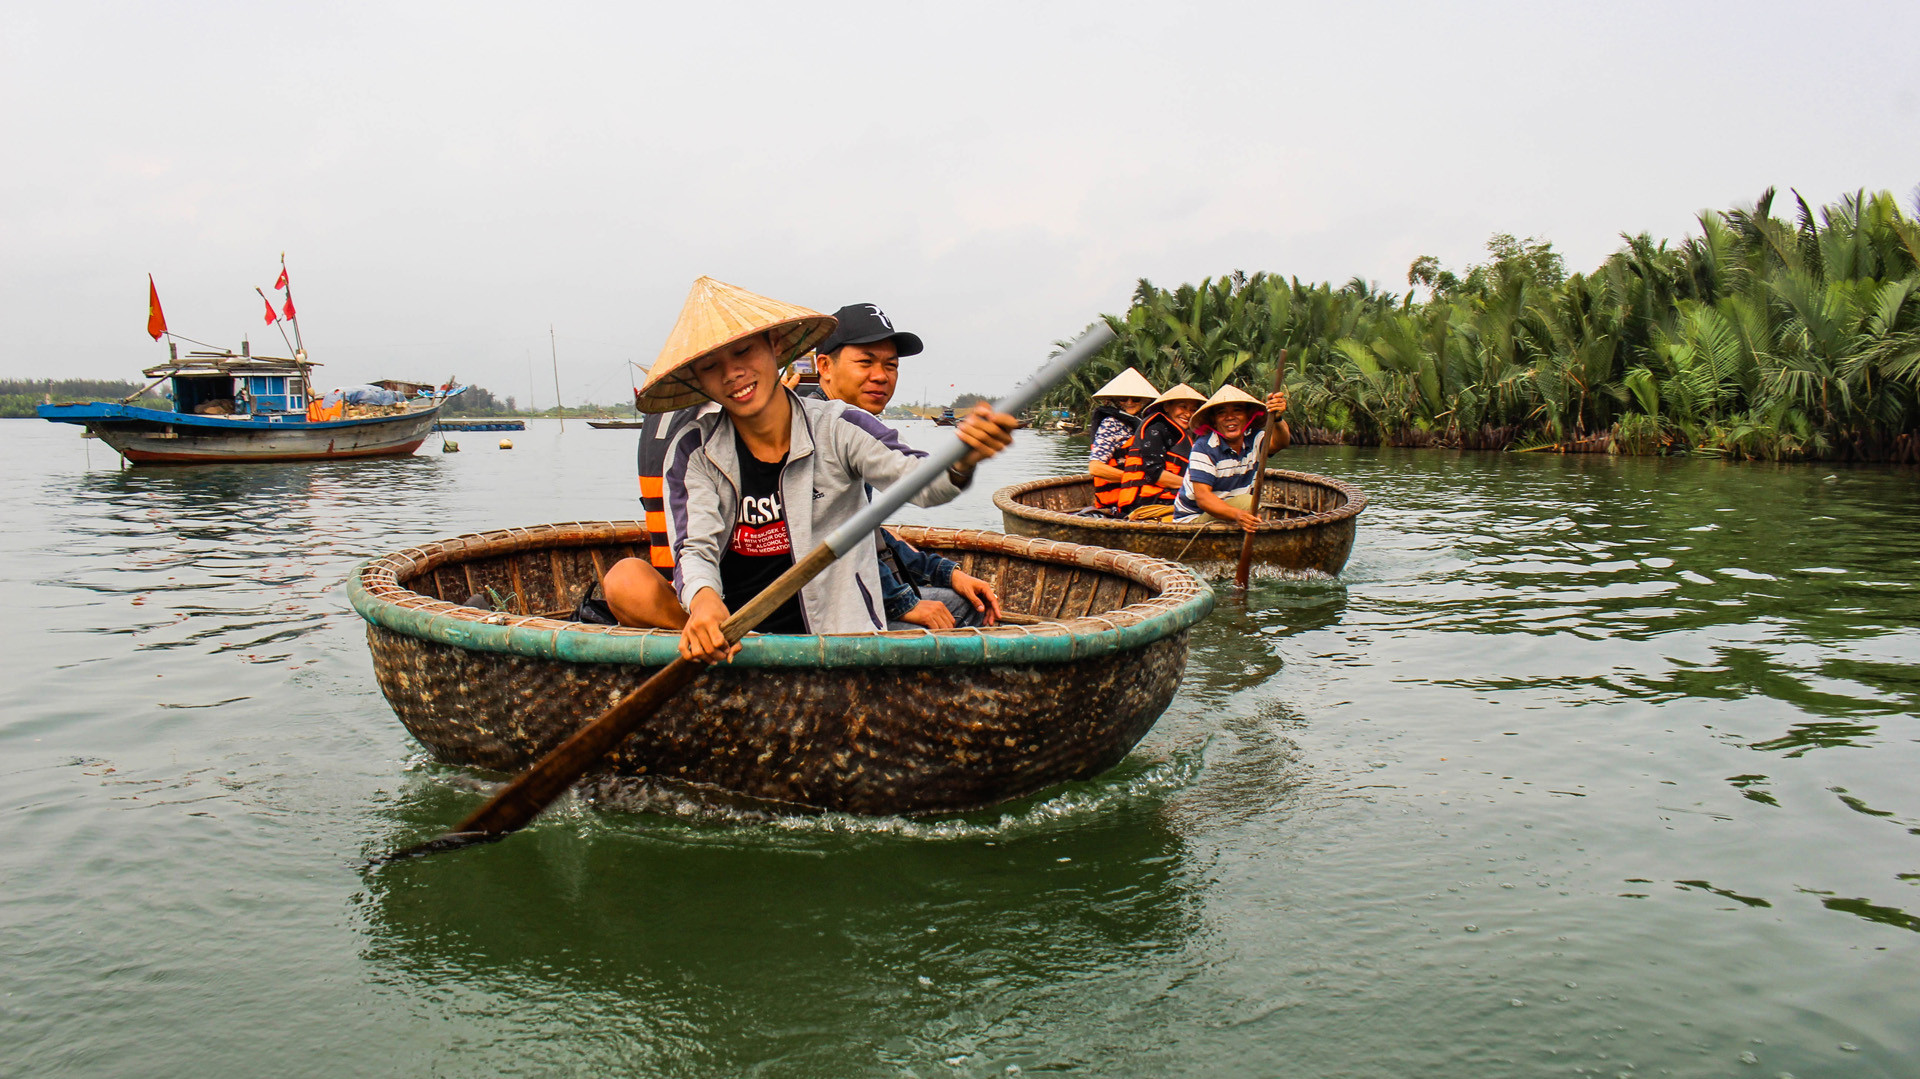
[812,302,1001,630]
[1171,383,1291,531]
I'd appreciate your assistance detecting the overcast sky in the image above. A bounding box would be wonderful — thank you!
[4,0,1917,404]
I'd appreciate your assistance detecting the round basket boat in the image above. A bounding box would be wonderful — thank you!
[993,469,1366,574]
[349,522,1213,816]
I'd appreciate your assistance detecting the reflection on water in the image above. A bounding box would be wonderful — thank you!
[3,423,1918,1077]
[362,790,1199,1075]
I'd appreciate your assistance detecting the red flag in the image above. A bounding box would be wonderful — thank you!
[147,275,168,340]
[282,296,296,321]
[262,295,278,324]
[274,267,288,291]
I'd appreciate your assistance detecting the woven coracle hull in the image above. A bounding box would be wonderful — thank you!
[993,469,1366,573]
[351,522,1213,815]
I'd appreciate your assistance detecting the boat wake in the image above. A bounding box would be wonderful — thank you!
[575,738,1210,843]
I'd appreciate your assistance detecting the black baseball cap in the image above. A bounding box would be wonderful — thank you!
[816,303,924,357]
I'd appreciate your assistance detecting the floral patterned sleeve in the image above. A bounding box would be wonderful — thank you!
[1088,417,1127,464]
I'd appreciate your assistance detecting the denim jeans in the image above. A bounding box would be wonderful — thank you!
[886,585,985,630]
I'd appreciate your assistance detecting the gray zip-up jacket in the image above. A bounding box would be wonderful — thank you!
[662,390,968,634]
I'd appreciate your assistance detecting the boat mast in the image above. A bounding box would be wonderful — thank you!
[257,287,298,358]
[280,253,306,359]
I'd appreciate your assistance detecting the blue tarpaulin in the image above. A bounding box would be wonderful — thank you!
[321,386,406,408]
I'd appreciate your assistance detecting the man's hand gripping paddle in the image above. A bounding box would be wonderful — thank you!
[387,322,1116,860]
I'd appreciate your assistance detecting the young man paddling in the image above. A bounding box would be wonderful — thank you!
[601,278,1018,663]
[1171,383,1291,531]
[813,303,1001,630]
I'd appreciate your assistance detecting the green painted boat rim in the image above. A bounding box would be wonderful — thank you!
[993,468,1366,535]
[349,522,1214,669]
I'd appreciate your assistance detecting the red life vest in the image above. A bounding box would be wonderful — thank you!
[1093,407,1191,512]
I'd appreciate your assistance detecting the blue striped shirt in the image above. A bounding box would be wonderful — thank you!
[1172,430,1266,520]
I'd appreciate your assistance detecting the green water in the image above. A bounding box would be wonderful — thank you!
[2,421,1915,1078]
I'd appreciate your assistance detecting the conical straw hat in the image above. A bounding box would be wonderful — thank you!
[1192,383,1265,430]
[637,277,837,413]
[1091,366,1159,400]
[1150,382,1206,407]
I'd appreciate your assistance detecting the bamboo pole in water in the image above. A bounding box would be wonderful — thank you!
[550,325,565,432]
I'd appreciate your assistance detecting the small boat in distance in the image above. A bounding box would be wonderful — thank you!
[589,375,653,428]
[934,407,958,426]
[41,346,456,464]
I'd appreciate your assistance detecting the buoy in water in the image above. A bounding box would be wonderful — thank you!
[498,439,514,449]
[441,440,460,453]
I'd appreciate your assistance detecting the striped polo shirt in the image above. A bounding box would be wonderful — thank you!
[1172,430,1267,521]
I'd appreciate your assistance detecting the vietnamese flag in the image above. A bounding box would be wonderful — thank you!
[146,275,168,340]
[282,296,296,321]
[274,267,288,291]
[262,294,278,324]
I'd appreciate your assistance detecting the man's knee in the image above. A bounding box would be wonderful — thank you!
[602,557,682,628]
[603,557,662,598]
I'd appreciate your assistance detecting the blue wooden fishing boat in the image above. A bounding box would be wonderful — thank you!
[40,347,453,464]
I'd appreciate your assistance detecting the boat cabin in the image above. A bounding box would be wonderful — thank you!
[147,350,316,418]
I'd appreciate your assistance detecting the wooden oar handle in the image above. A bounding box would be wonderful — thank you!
[435,655,707,844]
[415,541,838,853]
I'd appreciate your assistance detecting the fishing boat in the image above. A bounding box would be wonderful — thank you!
[350,521,1212,816]
[994,469,1366,574]
[586,419,646,430]
[39,347,453,464]
[934,407,958,426]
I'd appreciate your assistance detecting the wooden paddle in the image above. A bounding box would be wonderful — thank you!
[1233,350,1289,589]
[389,322,1118,859]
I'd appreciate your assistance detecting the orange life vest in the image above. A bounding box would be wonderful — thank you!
[1093,409,1191,512]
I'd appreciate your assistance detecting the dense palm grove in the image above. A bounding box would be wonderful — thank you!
[1042,189,1920,463]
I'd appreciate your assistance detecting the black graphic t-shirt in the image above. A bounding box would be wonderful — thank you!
[718,430,807,634]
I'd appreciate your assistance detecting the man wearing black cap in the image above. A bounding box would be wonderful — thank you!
[813,302,1000,631]
[811,302,923,414]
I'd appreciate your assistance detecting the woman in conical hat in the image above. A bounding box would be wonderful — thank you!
[1086,366,1160,480]
[1170,381,1291,531]
[606,277,1019,662]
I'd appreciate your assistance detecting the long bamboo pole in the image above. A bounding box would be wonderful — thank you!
[550,325,564,432]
